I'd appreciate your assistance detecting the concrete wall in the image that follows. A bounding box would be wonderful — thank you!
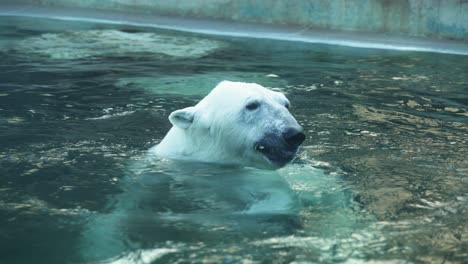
[6,0,468,41]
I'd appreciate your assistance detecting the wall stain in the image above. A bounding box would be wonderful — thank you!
[6,0,468,41]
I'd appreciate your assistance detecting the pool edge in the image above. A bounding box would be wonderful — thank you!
[1,4,468,56]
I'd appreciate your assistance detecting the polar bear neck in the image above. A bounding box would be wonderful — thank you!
[150,126,237,165]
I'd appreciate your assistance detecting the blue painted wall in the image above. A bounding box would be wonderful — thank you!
[7,0,468,41]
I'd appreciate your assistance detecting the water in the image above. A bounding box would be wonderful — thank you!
[0,15,467,264]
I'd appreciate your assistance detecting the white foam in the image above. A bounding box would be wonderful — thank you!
[106,248,178,264]
[16,29,224,60]
[85,110,135,120]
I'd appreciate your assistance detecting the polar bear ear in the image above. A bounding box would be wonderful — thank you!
[169,107,196,129]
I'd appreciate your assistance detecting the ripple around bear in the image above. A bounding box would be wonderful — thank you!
[80,81,306,262]
[150,80,305,169]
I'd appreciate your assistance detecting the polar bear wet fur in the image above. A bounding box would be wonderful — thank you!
[150,80,305,169]
[80,81,305,261]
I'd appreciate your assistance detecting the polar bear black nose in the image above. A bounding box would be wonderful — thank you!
[283,127,306,147]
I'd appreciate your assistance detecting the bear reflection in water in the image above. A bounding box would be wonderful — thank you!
[81,81,306,261]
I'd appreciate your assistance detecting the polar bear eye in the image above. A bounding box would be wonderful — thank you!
[284,103,290,109]
[246,101,260,111]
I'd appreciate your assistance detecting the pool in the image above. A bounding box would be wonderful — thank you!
[0,14,467,264]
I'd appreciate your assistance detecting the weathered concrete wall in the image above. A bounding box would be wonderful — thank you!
[5,0,468,41]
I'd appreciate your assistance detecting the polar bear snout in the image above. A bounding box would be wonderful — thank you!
[282,126,305,148]
[255,126,305,168]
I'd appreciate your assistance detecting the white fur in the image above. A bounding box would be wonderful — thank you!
[150,80,297,169]
[80,81,303,262]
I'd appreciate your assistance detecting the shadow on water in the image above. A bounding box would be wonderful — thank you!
[0,15,467,263]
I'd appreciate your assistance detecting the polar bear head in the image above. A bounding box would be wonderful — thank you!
[153,81,305,170]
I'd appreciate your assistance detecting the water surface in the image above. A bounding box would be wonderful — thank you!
[0,15,467,263]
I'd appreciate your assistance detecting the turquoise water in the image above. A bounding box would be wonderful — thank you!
[0,16,467,263]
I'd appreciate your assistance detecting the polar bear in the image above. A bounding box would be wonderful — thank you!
[80,81,306,262]
[150,80,305,169]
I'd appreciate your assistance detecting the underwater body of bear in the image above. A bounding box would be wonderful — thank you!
[151,80,305,169]
[81,81,306,262]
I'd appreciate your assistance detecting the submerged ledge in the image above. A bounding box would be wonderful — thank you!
[1,4,468,56]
